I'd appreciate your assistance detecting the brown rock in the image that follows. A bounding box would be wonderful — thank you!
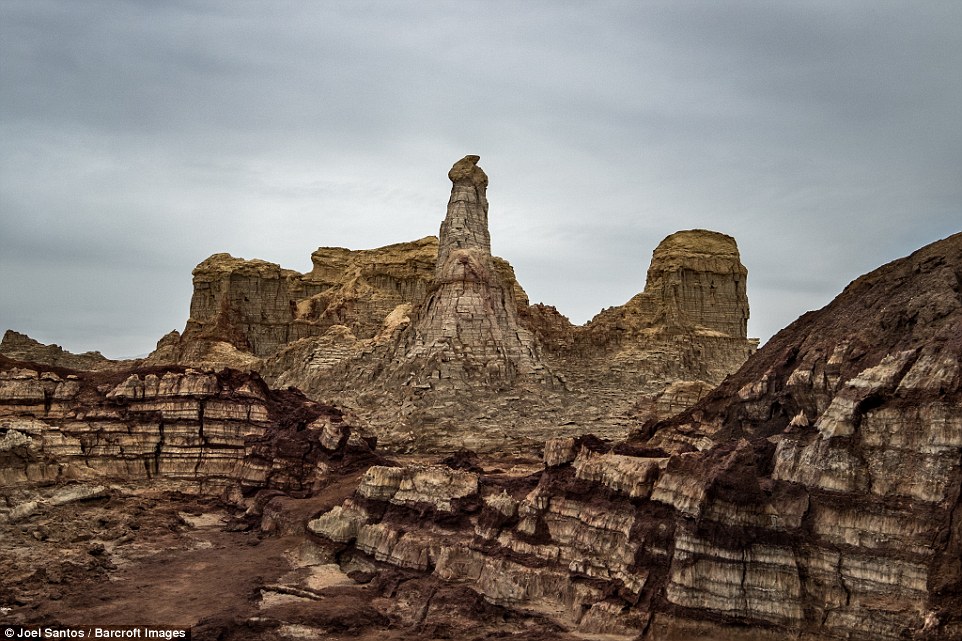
[146,237,442,371]
[394,155,557,389]
[646,228,749,336]
[0,330,128,371]
[534,228,756,400]
[0,357,374,499]
[306,232,962,641]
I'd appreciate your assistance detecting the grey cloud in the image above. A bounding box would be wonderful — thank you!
[1,1,960,356]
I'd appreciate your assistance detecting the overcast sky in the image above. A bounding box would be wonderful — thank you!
[1,1,960,358]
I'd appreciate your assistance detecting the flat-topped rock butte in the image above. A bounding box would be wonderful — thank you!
[2,155,958,640]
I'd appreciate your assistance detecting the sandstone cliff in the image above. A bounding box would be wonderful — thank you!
[146,237,442,370]
[528,228,756,412]
[306,232,962,640]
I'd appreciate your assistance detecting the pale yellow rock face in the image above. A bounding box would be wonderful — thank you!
[144,237,441,370]
[447,154,487,188]
[393,155,556,390]
[572,449,667,498]
[306,504,367,543]
[356,464,478,512]
[540,228,755,406]
[645,229,749,337]
[665,529,804,626]
[579,227,749,343]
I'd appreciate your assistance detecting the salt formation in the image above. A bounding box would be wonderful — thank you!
[393,155,556,389]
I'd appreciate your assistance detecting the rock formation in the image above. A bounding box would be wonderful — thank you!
[0,355,375,502]
[3,182,959,638]
[646,228,749,336]
[146,237,443,370]
[130,157,756,451]
[0,330,126,371]
[392,155,556,389]
[528,228,756,403]
[0,357,388,638]
[307,231,962,640]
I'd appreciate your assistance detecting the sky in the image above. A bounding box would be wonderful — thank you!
[1,1,960,358]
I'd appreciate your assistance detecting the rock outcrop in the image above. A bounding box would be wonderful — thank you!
[134,156,757,451]
[645,228,749,336]
[0,356,375,505]
[146,237,442,370]
[307,232,962,640]
[528,228,756,412]
[0,330,127,371]
[392,155,556,389]
[5,214,959,639]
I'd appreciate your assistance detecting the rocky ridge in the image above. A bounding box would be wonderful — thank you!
[306,232,962,640]
[530,228,756,412]
[0,355,599,640]
[390,155,557,389]
[146,236,442,368]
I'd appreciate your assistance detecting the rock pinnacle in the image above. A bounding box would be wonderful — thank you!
[400,156,555,389]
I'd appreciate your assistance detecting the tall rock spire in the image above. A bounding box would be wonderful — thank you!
[400,155,555,389]
[438,154,491,263]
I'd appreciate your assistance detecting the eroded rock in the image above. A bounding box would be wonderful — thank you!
[0,359,375,500]
[306,232,962,641]
[123,157,759,452]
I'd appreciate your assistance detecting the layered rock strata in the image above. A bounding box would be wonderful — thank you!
[528,228,756,411]
[308,232,962,640]
[0,356,375,505]
[146,237,442,369]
